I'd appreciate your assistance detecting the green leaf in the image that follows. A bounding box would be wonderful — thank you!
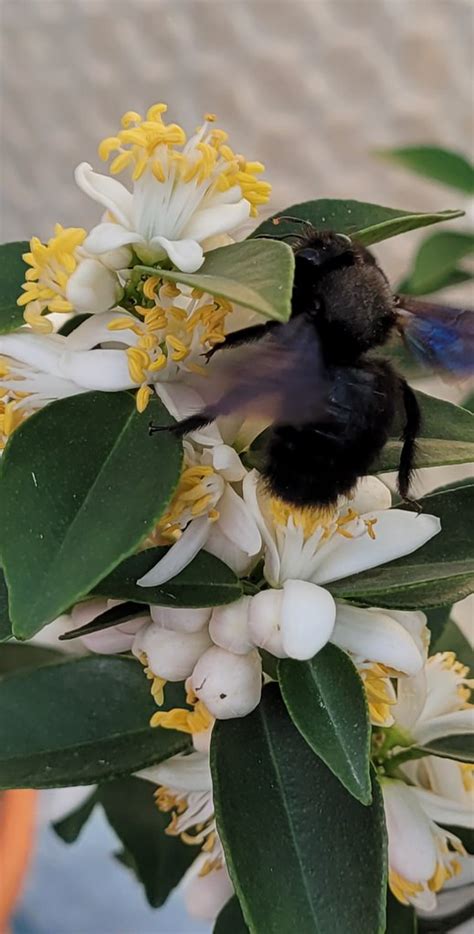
[0,392,182,638]
[0,656,191,788]
[417,734,474,763]
[95,547,242,607]
[386,890,417,933]
[58,600,146,642]
[0,241,29,334]
[0,642,63,675]
[99,776,197,908]
[212,684,387,934]
[58,312,92,335]
[0,570,12,642]
[135,239,295,322]
[250,200,464,247]
[215,897,249,933]
[398,231,474,296]
[425,606,452,645]
[377,146,474,194]
[278,645,371,804]
[433,620,474,671]
[374,393,474,473]
[53,790,99,843]
[329,485,474,609]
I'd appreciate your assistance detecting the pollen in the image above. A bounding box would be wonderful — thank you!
[270,497,336,539]
[17,224,86,326]
[145,462,224,546]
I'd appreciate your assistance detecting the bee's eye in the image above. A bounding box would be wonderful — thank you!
[297,246,326,265]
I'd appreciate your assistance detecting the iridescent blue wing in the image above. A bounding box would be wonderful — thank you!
[397,296,474,376]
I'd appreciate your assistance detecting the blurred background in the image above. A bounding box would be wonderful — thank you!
[1,0,473,931]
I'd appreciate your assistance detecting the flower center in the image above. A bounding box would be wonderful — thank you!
[429,651,474,707]
[98,103,271,217]
[144,462,223,546]
[108,276,233,412]
[17,225,86,330]
[154,781,223,872]
[389,869,424,905]
[270,497,378,544]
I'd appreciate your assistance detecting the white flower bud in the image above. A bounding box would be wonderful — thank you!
[209,597,254,654]
[281,579,336,660]
[191,646,262,719]
[66,258,122,313]
[133,622,211,681]
[150,604,211,633]
[248,589,287,658]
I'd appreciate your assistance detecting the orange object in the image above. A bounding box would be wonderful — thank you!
[0,790,37,934]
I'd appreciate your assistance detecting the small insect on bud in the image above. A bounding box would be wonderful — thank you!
[191,646,262,719]
[150,605,212,633]
[209,596,254,655]
[133,623,212,681]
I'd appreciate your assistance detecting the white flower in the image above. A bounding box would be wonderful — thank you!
[382,778,468,911]
[392,651,474,746]
[16,225,124,333]
[54,597,149,654]
[75,103,271,273]
[138,748,232,921]
[239,471,438,664]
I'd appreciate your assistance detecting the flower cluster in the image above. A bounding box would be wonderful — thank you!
[5,101,472,928]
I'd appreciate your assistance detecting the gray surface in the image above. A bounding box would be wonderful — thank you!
[13,810,210,934]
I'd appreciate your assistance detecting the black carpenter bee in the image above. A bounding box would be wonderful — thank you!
[150,219,473,509]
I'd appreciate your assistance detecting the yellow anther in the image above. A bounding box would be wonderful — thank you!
[204,113,217,122]
[23,307,54,333]
[166,334,187,353]
[18,225,86,320]
[107,316,142,334]
[110,150,134,174]
[98,136,122,160]
[148,354,167,372]
[132,154,148,181]
[152,159,165,182]
[146,103,168,121]
[121,110,143,128]
[143,276,161,301]
[136,384,153,413]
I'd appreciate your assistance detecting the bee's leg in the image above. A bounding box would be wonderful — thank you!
[397,378,422,503]
[149,413,213,437]
[203,322,278,361]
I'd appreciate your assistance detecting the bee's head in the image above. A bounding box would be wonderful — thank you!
[295,231,353,267]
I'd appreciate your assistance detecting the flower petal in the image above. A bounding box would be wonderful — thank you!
[205,525,257,577]
[281,579,336,660]
[414,709,474,745]
[138,750,212,792]
[248,588,287,658]
[137,516,211,587]
[332,605,425,675]
[349,476,392,513]
[154,383,223,447]
[211,444,246,482]
[391,668,428,733]
[58,349,136,390]
[412,787,474,830]
[0,332,64,375]
[243,471,280,584]
[209,597,254,655]
[75,162,133,228]
[84,223,142,255]
[313,510,441,584]
[184,865,234,922]
[184,199,251,242]
[151,236,204,273]
[150,605,211,633]
[66,259,122,313]
[214,484,262,557]
[382,780,438,883]
[64,310,138,350]
[132,622,211,681]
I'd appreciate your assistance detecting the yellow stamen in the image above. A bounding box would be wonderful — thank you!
[18,225,86,324]
[150,699,213,734]
[136,384,153,413]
